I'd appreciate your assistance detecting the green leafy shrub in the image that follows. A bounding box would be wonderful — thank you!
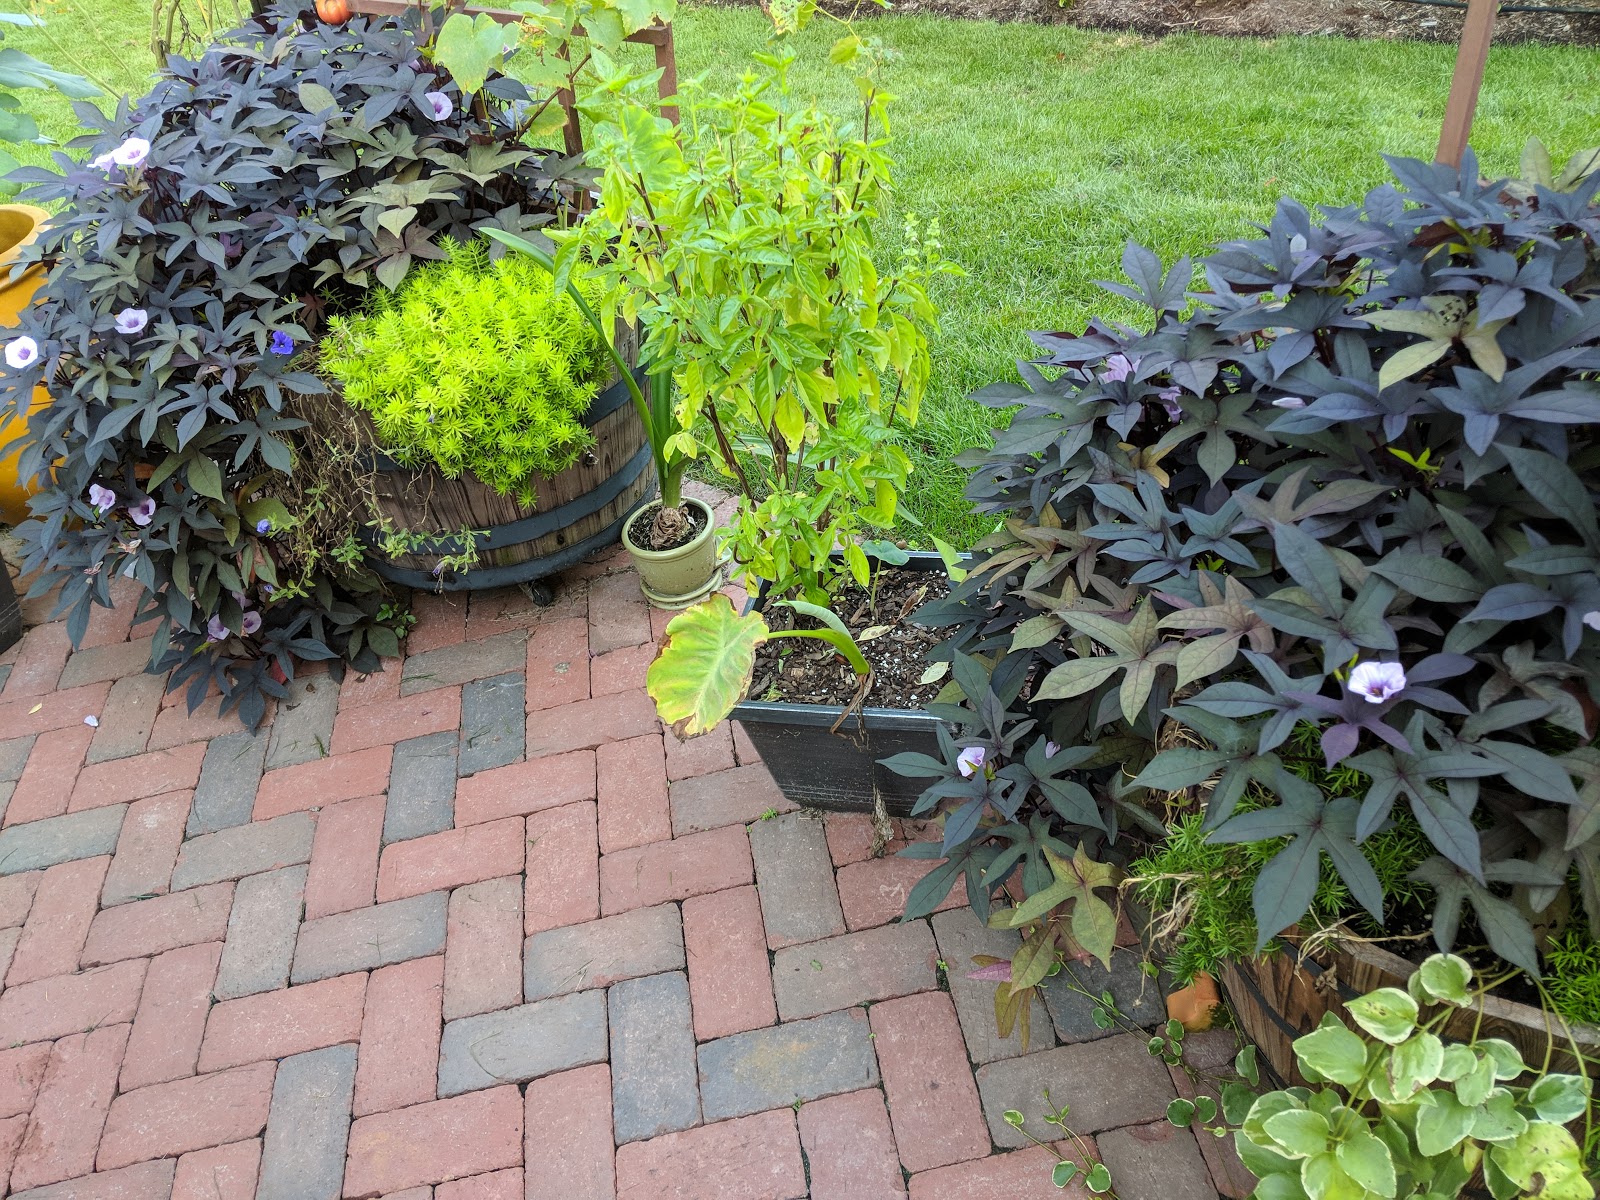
[321,241,611,504]
[1200,953,1595,1200]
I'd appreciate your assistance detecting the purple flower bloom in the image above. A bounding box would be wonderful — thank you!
[206,615,229,642]
[956,745,987,778]
[1099,353,1137,384]
[87,483,116,512]
[256,518,271,535]
[241,611,262,635]
[1348,661,1407,705]
[424,91,453,121]
[90,151,115,171]
[1156,385,1183,421]
[431,563,444,578]
[114,308,149,335]
[1044,740,1061,759]
[261,582,275,596]
[1271,396,1306,409]
[268,331,294,356]
[5,336,39,369]
[110,137,150,168]
[1586,611,1600,632]
[129,496,156,526]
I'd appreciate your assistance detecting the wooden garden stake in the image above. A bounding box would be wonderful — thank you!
[1435,0,1498,168]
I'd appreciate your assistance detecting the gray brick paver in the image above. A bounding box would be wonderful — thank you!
[697,1008,880,1122]
[459,672,526,777]
[186,728,268,836]
[974,1034,1177,1148]
[771,920,937,1021]
[170,812,314,892]
[265,674,340,772]
[749,812,845,948]
[383,731,457,844]
[1097,1122,1221,1200]
[0,735,34,783]
[401,631,527,697]
[0,805,126,876]
[292,890,447,984]
[609,971,700,1143]
[215,864,307,999]
[258,1044,358,1200]
[437,990,608,1097]
[523,903,685,1001]
[1039,949,1169,1043]
[932,907,1055,1064]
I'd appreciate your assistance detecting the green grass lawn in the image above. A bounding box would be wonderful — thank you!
[6,2,1598,545]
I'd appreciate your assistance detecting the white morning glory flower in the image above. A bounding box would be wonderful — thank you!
[1348,661,1407,705]
[6,336,39,369]
[956,745,987,778]
[110,137,150,168]
[1271,396,1306,409]
[88,483,116,512]
[114,308,149,335]
[241,611,262,635]
[129,496,156,526]
[1044,740,1061,759]
[206,615,229,642]
[424,91,453,121]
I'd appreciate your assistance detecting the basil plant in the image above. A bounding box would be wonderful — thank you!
[1211,954,1593,1200]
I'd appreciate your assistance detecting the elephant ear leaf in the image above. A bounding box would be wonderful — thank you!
[647,595,769,738]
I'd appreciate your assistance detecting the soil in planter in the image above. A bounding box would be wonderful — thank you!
[632,501,708,553]
[750,567,951,710]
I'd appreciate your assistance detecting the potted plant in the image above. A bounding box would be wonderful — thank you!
[1166,954,1594,1200]
[0,11,100,526]
[0,3,585,726]
[554,21,953,808]
[880,140,1600,1098]
[317,237,654,591]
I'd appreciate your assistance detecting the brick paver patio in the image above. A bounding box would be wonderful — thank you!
[0,536,1246,1199]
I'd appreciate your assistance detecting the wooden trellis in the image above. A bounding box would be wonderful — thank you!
[344,0,677,156]
[1436,0,1497,167]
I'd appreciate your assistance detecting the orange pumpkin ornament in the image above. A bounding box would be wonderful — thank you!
[314,0,351,24]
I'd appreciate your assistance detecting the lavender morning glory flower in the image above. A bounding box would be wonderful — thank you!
[424,91,453,121]
[1585,611,1600,632]
[1271,396,1306,409]
[1100,353,1136,384]
[90,151,115,171]
[110,137,150,168]
[1156,385,1183,421]
[206,615,229,641]
[256,518,272,535]
[114,308,149,335]
[129,496,156,526]
[87,483,116,513]
[5,336,39,369]
[241,611,262,635]
[956,745,987,778]
[268,331,294,356]
[1045,740,1061,759]
[1348,661,1407,705]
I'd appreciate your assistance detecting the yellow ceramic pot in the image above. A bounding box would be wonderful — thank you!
[0,204,52,525]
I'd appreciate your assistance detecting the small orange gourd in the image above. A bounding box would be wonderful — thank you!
[315,0,351,24]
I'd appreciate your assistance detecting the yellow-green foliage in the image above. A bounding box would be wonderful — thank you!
[321,240,611,503]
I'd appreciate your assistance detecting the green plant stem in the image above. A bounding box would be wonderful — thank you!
[769,627,870,676]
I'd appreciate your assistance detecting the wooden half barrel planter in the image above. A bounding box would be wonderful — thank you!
[1219,936,1600,1086]
[355,335,654,593]
[731,550,949,817]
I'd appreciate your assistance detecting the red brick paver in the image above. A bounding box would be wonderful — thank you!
[0,555,1237,1200]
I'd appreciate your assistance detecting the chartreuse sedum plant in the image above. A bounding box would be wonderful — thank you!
[1210,954,1594,1200]
[321,239,611,505]
[560,8,949,734]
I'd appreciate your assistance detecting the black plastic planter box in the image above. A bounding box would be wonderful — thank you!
[731,551,950,816]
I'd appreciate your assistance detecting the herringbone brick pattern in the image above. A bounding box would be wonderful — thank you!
[0,540,1241,1199]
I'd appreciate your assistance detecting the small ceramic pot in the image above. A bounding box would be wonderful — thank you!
[621,496,722,609]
